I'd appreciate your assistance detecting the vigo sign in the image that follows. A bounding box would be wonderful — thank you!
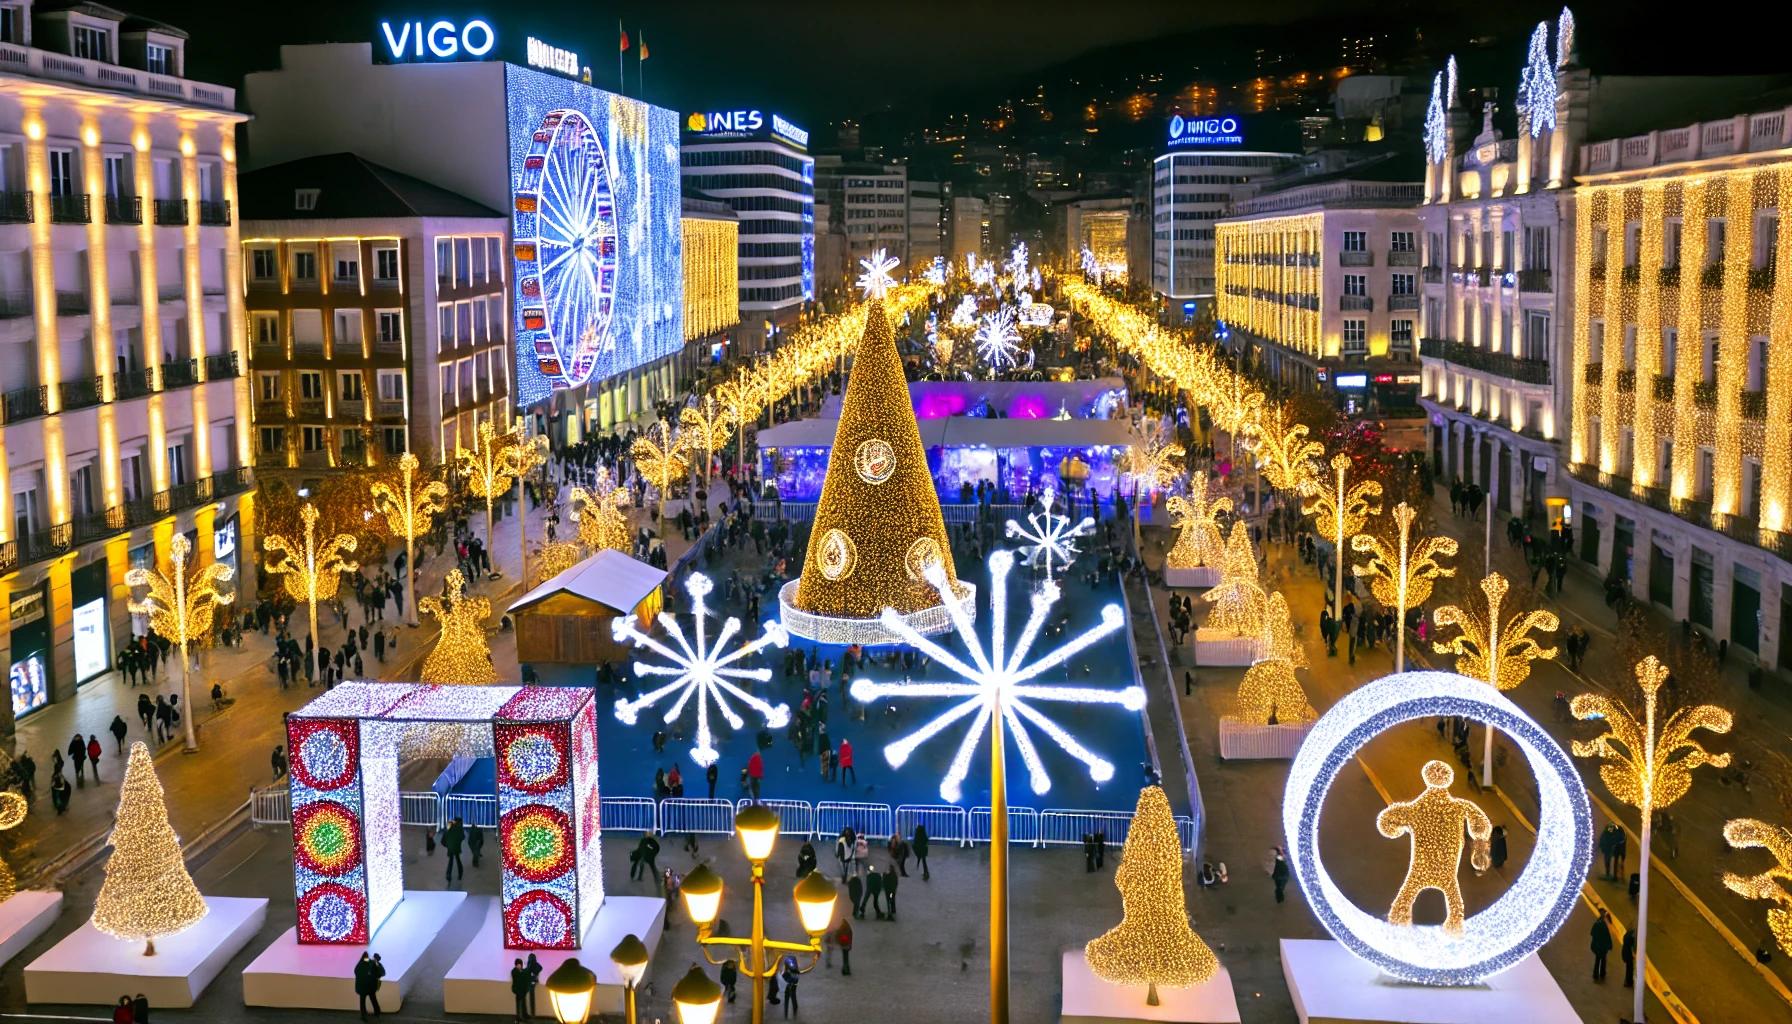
[380,19,496,60]
[1168,114,1244,148]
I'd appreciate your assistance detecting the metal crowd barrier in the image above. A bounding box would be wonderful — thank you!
[969,806,1041,847]
[816,801,895,841]
[441,793,498,829]
[601,797,660,834]
[400,791,444,828]
[739,798,816,837]
[249,786,290,824]
[894,804,971,846]
[659,797,737,836]
[1039,809,1138,849]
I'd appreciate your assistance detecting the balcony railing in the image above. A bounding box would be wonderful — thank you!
[1620,264,1641,285]
[1589,263,1607,281]
[1518,269,1552,292]
[204,352,241,379]
[104,195,142,225]
[0,41,236,110]
[1388,250,1419,266]
[17,522,74,567]
[49,193,91,224]
[298,399,326,417]
[1652,375,1675,401]
[1339,251,1374,267]
[1701,263,1724,289]
[1584,362,1604,386]
[1422,265,1443,284]
[337,398,366,419]
[59,376,104,411]
[153,199,187,226]
[374,334,404,353]
[1742,389,1768,419]
[196,200,231,226]
[160,359,199,389]
[1,385,48,424]
[0,291,32,319]
[1750,266,1776,292]
[56,291,90,316]
[377,400,406,417]
[1340,295,1374,311]
[293,336,326,355]
[1693,380,1718,407]
[1659,265,1680,288]
[214,465,253,499]
[1418,337,1552,386]
[114,367,155,400]
[255,400,286,421]
[1387,294,1420,311]
[0,190,32,224]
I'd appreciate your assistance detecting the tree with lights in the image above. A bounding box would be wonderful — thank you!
[370,451,450,628]
[1164,479,1231,571]
[1302,453,1383,618]
[680,395,736,483]
[1250,403,1323,495]
[1432,571,1559,785]
[1201,523,1267,639]
[457,418,518,579]
[126,534,234,751]
[1351,501,1457,673]
[630,419,690,541]
[91,742,208,954]
[1723,818,1792,956]
[1233,593,1316,725]
[1123,425,1185,499]
[263,504,358,684]
[503,417,550,590]
[418,568,500,686]
[1085,786,1219,1006]
[570,465,632,554]
[0,791,27,902]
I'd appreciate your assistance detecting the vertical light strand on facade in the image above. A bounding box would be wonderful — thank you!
[1762,170,1792,535]
[1597,189,1623,473]
[79,120,123,511]
[220,126,253,473]
[1712,173,1754,517]
[1671,181,1708,500]
[1633,183,1665,490]
[133,125,169,494]
[178,131,212,481]
[24,109,62,415]
[1570,188,1595,466]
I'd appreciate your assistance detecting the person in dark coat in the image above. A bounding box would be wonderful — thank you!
[1590,910,1614,981]
[866,866,886,919]
[68,734,87,783]
[780,956,800,1018]
[883,865,899,920]
[525,953,542,1017]
[467,824,485,867]
[131,993,150,1024]
[890,834,910,876]
[836,918,853,976]
[1084,833,1098,872]
[1621,927,1637,988]
[631,833,661,883]
[1272,847,1290,903]
[442,817,465,883]
[796,841,817,878]
[110,715,129,753]
[913,824,931,880]
[354,952,385,1019]
[848,871,865,919]
[720,958,739,1002]
[707,761,719,800]
[1489,825,1508,870]
[509,959,532,1023]
[1598,823,1621,880]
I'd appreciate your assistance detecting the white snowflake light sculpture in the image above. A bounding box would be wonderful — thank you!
[923,255,946,286]
[856,248,899,300]
[1005,490,1096,582]
[1080,247,1099,279]
[850,550,1142,802]
[975,308,1026,371]
[1030,268,1042,292]
[972,262,996,289]
[950,295,978,328]
[1007,242,1029,285]
[612,572,791,767]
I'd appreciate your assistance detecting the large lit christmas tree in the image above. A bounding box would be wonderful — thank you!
[781,249,968,643]
[92,742,208,953]
[1085,786,1218,1005]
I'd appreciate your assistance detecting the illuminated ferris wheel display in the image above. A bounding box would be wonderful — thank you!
[514,108,619,388]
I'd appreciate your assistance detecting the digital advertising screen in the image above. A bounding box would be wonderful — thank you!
[505,65,683,404]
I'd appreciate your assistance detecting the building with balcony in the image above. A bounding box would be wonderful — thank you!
[0,1,249,734]
[1565,102,1792,671]
[907,179,943,266]
[239,153,513,477]
[1214,175,1424,408]
[817,157,909,265]
[949,194,986,261]
[680,112,813,334]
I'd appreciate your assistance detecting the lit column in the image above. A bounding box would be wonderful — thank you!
[135,123,169,494]
[1632,184,1666,491]
[24,108,63,415]
[1669,183,1706,498]
[1489,207,1505,354]
[220,125,253,473]
[180,131,212,480]
[1763,171,1792,535]
[81,119,122,511]
[1712,176,1754,517]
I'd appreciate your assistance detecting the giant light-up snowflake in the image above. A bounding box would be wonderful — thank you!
[850,550,1143,803]
[950,295,978,328]
[857,248,899,300]
[975,308,1027,371]
[1007,242,1029,286]
[1005,490,1095,583]
[923,255,946,286]
[612,572,791,767]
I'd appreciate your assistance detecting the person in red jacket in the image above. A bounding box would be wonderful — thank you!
[836,918,853,976]
[838,739,855,785]
[748,751,764,799]
[87,735,104,781]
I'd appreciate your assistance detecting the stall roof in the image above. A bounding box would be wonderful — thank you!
[759,416,1136,450]
[508,548,667,616]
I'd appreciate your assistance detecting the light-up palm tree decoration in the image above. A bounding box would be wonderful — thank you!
[1723,819,1792,956]
[681,395,736,484]
[570,464,632,554]
[1125,426,1185,501]
[457,418,518,579]
[631,419,691,542]
[126,534,234,751]
[1206,372,1264,464]
[1573,655,1732,1024]
[716,380,763,471]
[503,417,551,590]
[1164,479,1231,572]
[370,451,450,627]
[1251,404,1324,495]
[1351,501,1457,674]
[1302,453,1383,619]
[262,504,358,687]
[1432,572,1559,785]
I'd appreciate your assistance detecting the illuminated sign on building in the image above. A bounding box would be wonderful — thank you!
[1168,114,1244,148]
[771,114,809,147]
[380,19,496,60]
[1373,374,1395,384]
[1395,373,1422,384]
[685,110,809,148]
[1336,374,1369,388]
[527,37,580,76]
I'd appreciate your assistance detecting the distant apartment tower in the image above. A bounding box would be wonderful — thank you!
[835,161,909,265]
[908,180,944,265]
[681,110,814,329]
[1152,115,1300,301]
[949,195,987,261]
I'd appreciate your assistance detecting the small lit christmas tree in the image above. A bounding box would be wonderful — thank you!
[419,569,500,685]
[1085,786,1218,1005]
[1201,522,1267,638]
[0,790,28,902]
[92,742,208,953]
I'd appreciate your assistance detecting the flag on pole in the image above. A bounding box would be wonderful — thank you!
[619,22,630,51]
[639,34,649,60]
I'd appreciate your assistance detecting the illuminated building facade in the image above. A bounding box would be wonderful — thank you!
[1151,128,1300,301]
[238,154,513,471]
[680,111,813,328]
[679,196,741,351]
[1565,104,1792,670]
[0,2,251,734]
[950,195,987,261]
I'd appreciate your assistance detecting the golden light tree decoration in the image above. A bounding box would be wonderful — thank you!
[91,742,208,954]
[263,503,359,685]
[570,464,632,554]
[715,379,762,470]
[1124,425,1185,499]
[502,417,551,589]
[1164,478,1231,571]
[1084,786,1219,1006]
[1573,654,1733,1024]
[1232,593,1316,725]
[1722,819,1792,956]
[680,394,736,483]
[418,568,500,685]
[630,418,691,541]
[0,792,27,901]
[1432,573,1560,786]
[126,534,235,751]
[530,540,584,586]
[1201,522,1268,639]
[1351,501,1457,674]
[1205,371,1265,463]
[456,417,518,579]
[1302,452,1383,620]
[370,451,451,628]
[1377,760,1492,936]
[1251,403,1324,495]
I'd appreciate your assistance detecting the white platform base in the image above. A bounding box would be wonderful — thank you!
[24,895,267,1008]
[1218,718,1313,759]
[241,889,467,1010]
[1280,939,1581,1024]
[1062,950,1240,1023]
[1194,631,1263,666]
[444,895,667,1016]
[0,891,64,967]
[1164,566,1221,589]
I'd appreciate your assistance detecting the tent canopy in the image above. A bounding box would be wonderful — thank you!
[508,548,666,617]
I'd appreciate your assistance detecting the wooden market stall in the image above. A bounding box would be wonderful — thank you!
[508,549,665,664]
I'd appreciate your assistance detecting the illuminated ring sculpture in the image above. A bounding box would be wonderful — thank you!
[778,578,976,646]
[1282,670,1593,985]
[513,108,619,389]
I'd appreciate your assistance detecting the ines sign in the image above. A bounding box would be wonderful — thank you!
[686,109,809,148]
[381,19,496,60]
[1168,114,1244,148]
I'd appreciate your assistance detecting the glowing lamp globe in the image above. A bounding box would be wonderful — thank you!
[672,963,724,1024]
[544,957,597,1024]
[735,804,781,863]
[680,864,723,927]
[794,870,839,935]
[608,933,650,990]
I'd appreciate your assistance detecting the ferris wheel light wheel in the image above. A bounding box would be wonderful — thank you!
[513,108,620,389]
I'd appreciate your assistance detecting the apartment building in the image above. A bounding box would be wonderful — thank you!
[239,153,513,476]
[838,161,909,265]
[0,2,250,734]
[908,180,944,266]
[1152,118,1301,301]
[949,195,986,261]
[681,111,814,330]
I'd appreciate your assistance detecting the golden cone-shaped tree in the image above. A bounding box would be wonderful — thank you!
[1086,786,1219,999]
[92,742,208,952]
[791,297,960,622]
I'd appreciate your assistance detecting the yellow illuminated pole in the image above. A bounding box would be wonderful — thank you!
[1351,501,1457,674]
[456,418,517,580]
[125,534,233,752]
[630,419,690,542]
[262,504,359,687]
[1573,655,1732,1024]
[1302,453,1383,618]
[1432,573,1560,786]
[991,710,1010,1024]
[504,416,550,589]
[370,452,450,628]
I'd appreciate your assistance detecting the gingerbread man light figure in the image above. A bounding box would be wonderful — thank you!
[1377,760,1492,935]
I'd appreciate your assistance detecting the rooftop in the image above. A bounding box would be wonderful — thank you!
[238,153,505,221]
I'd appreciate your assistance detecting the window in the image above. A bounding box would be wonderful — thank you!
[1618,428,1634,478]
[1390,320,1414,348]
[382,427,407,456]
[1744,458,1763,518]
[293,189,319,211]
[12,483,38,538]
[1342,231,1366,252]
[1390,231,1415,253]
[472,237,487,283]
[1588,418,1601,462]
[1658,440,1674,483]
[456,302,471,346]
[375,247,400,281]
[1343,274,1367,296]
[1590,320,1605,358]
[487,238,503,280]
[257,372,280,401]
[301,426,327,453]
[104,154,130,198]
[1592,226,1608,262]
[1427,231,1445,266]
[440,362,454,400]
[1624,222,1640,266]
[378,370,406,401]
[69,464,94,517]
[1501,230,1514,270]
[299,371,324,400]
[1703,333,1719,384]
[475,352,490,396]
[335,255,358,282]
[71,24,110,62]
[458,359,474,401]
[167,441,188,486]
[1748,335,1768,392]
[1662,328,1678,377]
[1524,312,1550,362]
[1707,219,1727,266]
[1664,219,1682,268]
[1697,447,1714,502]
[378,312,403,345]
[0,7,20,44]
[438,303,455,349]
[1391,273,1415,295]
[292,251,317,280]
[48,149,75,197]
[251,248,277,280]
[488,295,505,338]
[454,238,471,286]
[1342,319,1367,353]
[340,428,366,458]
[1524,226,1552,270]
[1623,325,1637,371]
[333,310,361,354]
[338,371,364,400]
[252,312,279,347]
[145,43,173,76]
[436,239,452,288]
[473,301,488,344]
[259,427,285,454]
[1755,211,1779,269]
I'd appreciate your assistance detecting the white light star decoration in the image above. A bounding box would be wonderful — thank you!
[923,255,946,286]
[850,550,1143,803]
[975,308,1027,371]
[1005,489,1096,583]
[1007,242,1029,286]
[611,572,791,768]
[856,247,900,300]
[950,295,978,328]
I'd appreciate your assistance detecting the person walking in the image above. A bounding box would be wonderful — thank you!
[883,864,899,920]
[354,952,385,1019]
[837,918,853,976]
[1621,926,1637,988]
[781,957,800,1018]
[131,993,149,1023]
[838,738,855,784]
[1612,827,1628,884]
[890,833,910,876]
[88,735,104,781]
[109,715,129,754]
[720,959,739,1003]
[1591,910,1613,981]
[866,864,886,919]
[1271,846,1290,903]
[509,959,532,1023]
[706,761,718,800]
[748,750,764,800]
[442,817,465,884]
[468,824,485,868]
[137,693,155,731]
[914,824,931,880]
[68,733,87,784]
[1598,823,1621,880]
[630,833,661,884]
[848,871,865,920]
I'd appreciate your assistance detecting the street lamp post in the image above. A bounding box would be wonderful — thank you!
[671,963,723,1024]
[607,934,649,1024]
[456,418,518,580]
[124,534,234,752]
[263,503,359,686]
[544,957,597,1024]
[680,805,838,1024]
[370,452,450,628]
[1301,453,1383,618]
[1350,501,1458,674]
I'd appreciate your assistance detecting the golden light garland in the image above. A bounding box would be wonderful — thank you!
[456,417,519,572]
[570,464,633,554]
[1250,402,1324,495]
[0,792,27,901]
[263,504,358,684]
[683,215,740,340]
[1213,213,1325,360]
[1165,478,1231,571]
[91,742,209,954]
[370,451,451,628]
[1722,818,1792,956]
[1084,786,1220,1001]
[1201,522,1268,639]
[680,395,736,483]
[1571,654,1731,814]
[126,534,235,750]
[418,568,500,686]
[1376,759,1492,936]
[630,418,692,539]
[1233,592,1316,725]
[1351,502,1456,672]
[530,540,584,587]
[1432,573,1559,691]
[1124,425,1186,496]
